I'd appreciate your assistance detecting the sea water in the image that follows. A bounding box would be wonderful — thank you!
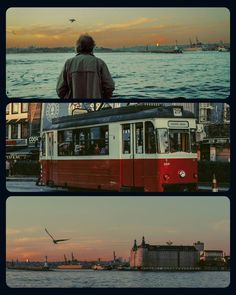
[6,269,230,288]
[6,51,230,99]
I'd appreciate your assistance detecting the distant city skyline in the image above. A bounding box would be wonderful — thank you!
[6,197,230,261]
[6,8,230,48]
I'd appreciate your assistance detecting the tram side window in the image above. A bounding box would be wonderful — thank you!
[72,125,109,156]
[122,124,131,154]
[169,129,190,153]
[145,121,156,154]
[135,122,143,154]
[157,129,169,153]
[190,129,197,153]
[47,133,54,156]
[58,130,74,156]
[89,126,109,155]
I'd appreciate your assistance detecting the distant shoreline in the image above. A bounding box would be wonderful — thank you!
[6,43,230,54]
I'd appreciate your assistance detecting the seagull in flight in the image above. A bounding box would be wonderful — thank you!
[45,228,70,244]
[69,18,76,23]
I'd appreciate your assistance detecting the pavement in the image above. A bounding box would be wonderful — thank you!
[6,176,230,192]
[198,182,230,192]
[6,176,69,192]
[6,176,38,182]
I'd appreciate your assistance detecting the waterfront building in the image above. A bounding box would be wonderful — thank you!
[6,103,42,176]
[200,250,224,262]
[130,237,199,269]
[6,103,41,160]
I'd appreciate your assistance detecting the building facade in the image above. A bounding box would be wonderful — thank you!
[130,237,199,269]
[6,103,41,161]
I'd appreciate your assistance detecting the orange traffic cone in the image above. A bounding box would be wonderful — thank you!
[212,174,218,192]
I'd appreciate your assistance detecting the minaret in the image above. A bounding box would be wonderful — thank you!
[113,251,116,262]
[44,255,48,268]
[132,239,138,251]
[141,236,146,247]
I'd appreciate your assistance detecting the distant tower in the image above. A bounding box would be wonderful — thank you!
[193,241,204,252]
[113,251,116,262]
[44,255,48,268]
[132,239,138,251]
[71,252,75,262]
[141,236,146,247]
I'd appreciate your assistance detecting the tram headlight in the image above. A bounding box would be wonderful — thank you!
[163,174,170,181]
[193,173,198,179]
[178,170,186,178]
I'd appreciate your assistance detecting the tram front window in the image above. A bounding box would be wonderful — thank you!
[157,129,169,153]
[169,129,190,153]
[145,121,156,154]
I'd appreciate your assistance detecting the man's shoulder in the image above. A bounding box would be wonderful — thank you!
[95,56,107,67]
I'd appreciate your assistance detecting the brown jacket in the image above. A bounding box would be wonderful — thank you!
[56,53,115,98]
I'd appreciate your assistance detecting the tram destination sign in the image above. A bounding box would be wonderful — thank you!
[168,121,189,128]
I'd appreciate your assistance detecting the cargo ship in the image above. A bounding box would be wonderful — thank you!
[7,265,52,271]
[184,37,204,52]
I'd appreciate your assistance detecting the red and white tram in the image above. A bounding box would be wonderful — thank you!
[40,105,198,192]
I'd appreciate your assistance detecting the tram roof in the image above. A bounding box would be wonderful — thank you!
[46,105,195,130]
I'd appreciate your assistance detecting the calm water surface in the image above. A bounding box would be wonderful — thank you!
[6,269,230,288]
[6,51,230,99]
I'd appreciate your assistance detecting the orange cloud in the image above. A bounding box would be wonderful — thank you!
[91,17,157,33]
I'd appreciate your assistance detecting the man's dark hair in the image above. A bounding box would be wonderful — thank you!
[76,34,96,53]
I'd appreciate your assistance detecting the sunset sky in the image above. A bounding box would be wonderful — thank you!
[6,196,230,262]
[6,7,230,48]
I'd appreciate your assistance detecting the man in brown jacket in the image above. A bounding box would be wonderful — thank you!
[56,34,115,99]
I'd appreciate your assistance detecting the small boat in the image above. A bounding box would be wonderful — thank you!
[217,46,229,52]
[91,264,105,270]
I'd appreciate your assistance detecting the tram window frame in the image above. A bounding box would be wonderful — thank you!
[157,128,169,153]
[41,133,46,156]
[47,132,54,157]
[122,124,131,154]
[169,129,190,153]
[135,122,144,154]
[145,121,157,154]
[58,130,74,156]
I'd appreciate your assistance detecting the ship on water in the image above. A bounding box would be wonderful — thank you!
[57,253,83,269]
[184,37,205,52]
[7,256,52,271]
[144,40,183,54]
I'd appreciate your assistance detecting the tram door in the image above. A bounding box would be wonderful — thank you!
[121,123,144,188]
[46,132,54,182]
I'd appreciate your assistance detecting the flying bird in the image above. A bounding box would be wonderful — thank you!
[69,18,76,23]
[45,228,70,244]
